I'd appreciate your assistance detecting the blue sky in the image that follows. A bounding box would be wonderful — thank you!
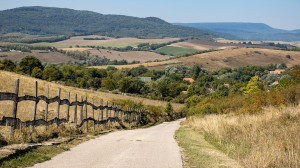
[1,0,299,30]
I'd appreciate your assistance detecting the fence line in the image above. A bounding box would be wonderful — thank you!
[0,79,185,137]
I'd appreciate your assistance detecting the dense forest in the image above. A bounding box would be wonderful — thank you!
[0,6,215,40]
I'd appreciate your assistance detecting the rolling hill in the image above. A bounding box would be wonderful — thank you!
[174,22,300,41]
[0,6,215,40]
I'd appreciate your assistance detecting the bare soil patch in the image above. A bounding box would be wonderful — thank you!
[0,50,77,63]
[88,49,170,62]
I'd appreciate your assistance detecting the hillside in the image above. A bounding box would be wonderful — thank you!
[0,6,215,39]
[98,48,300,70]
[175,22,300,41]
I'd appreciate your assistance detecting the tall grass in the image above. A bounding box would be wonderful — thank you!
[184,105,300,167]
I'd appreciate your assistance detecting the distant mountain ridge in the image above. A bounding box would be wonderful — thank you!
[0,6,215,40]
[174,22,300,41]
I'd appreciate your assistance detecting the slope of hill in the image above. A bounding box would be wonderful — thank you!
[98,48,300,71]
[174,22,300,41]
[0,6,215,40]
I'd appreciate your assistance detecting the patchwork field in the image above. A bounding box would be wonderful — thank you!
[154,46,198,56]
[33,36,179,48]
[91,60,180,70]
[170,39,235,50]
[0,50,77,63]
[88,49,170,62]
[108,48,300,71]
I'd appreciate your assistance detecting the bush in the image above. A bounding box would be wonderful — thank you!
[42,65,62,81]
[18,56,43,75]
[31,67,43,79]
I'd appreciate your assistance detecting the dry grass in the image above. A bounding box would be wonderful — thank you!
[183,105,300,167]
[53,36,179,47]
[60,48,93,52]
[88,49,170,63]
[0,71,184,138]
[91,60,180,69]
[170,39,235,50]
[0,50,76,64]
[138,47,300,71]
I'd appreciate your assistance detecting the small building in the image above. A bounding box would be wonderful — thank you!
[271,81,279,86]
[270,69,285,75]
[139,77,152,82]
[183,78,195,83]
[224,83,230,87]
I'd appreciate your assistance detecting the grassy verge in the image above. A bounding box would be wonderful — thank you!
[182,105,300,167]
[0,130,109,168]
[175,126,242,168]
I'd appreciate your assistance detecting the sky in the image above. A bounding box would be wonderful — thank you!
[0,0,299,30]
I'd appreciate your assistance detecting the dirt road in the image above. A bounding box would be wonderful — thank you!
[31,119,184,168]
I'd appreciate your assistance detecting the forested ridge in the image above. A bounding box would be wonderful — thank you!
[0,6,215,40]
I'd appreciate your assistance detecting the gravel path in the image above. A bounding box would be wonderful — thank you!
[31,119,184,168]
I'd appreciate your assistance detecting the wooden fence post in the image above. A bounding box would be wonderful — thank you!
[85,96,88,132]
[99,99,103,128]
[66,92,70,121]
[45,85,49,123]
[92,98,95,131]
[31,81,38,132]
[10,79,19,138]
[56,88,61,128]
[80,96,83,123]
[106,101,108,127]
[74,94,77,124]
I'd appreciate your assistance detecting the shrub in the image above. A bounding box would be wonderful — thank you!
[31,67,43,79]
[18,56,43,75]
[42,65,62,81]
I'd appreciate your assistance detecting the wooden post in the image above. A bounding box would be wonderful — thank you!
[74,94,78,124]
[106,101,108,127]
[45,85,49,122]
[31,81,38,132]
[92,98,95,131]
[85,96,88,132]
[99,99,103,128]
[80,96,83,123]
[10,79,19,138]
[66,92,70,121]
[56,88,61,128]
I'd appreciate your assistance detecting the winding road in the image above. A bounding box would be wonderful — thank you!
[31,119,184,168]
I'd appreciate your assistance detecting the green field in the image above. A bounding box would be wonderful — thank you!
[154,46,198,56]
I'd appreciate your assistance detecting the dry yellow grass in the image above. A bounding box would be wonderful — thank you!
[183,105,300,167]
[60,48,93,52]
[91,60,180,69]
[133,47,300,71]
[88,49,170,63]
[54,36,179,47]
[170,39,235,50]
[0,70,184,138]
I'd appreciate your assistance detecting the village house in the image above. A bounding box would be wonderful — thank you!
[183,78,194,83]
[269,69,285,75]
[139,77,151,82]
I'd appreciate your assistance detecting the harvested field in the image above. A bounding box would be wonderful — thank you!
[38,36,179,48]
[170,39,235,50]
[88,49,170,62]
[60,48,93,52]
[117,48,300,71]
[91,60,180,69]
[0,50,77,63]
[175,48,300,70]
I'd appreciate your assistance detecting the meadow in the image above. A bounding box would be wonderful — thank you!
[154,46,198,56]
